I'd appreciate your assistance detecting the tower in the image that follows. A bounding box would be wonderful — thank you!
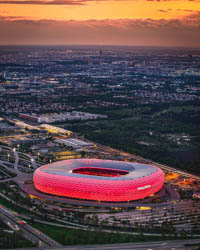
[99,49,102,66]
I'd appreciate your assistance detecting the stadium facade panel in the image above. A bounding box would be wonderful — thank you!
[33,159,164,202]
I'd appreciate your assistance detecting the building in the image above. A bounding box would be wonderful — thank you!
[193,192,200,199]
[33,159,164,202]
[19,113,46,123]
[44,150,82,161]
[40,124,72,135]
[55,138,94,150]
[19,111,107,124]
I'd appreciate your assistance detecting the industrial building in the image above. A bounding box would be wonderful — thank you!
[55,138,94,150]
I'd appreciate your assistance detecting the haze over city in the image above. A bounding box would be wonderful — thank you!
[0,0,200,46]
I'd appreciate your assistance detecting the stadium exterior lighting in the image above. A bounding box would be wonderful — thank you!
[33,159,164,202]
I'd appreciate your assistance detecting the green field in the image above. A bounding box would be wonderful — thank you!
[30,222,173,245]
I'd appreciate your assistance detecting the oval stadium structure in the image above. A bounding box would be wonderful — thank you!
[33,159,165,202]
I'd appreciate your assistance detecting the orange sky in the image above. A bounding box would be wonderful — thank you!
[0,0,199,20]
[0,0,200,46]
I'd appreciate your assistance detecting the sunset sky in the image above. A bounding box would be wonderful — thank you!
[0,0,200,46]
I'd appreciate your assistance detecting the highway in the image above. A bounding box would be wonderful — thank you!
[0,205,62,248]
[7,239,200,250]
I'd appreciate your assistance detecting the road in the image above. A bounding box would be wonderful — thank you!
[0,146,37,184]
[7,238,200,250]
[0,205,62,248]
[0,212,48,247]
[0,145,20,174]
[0,145,37,175]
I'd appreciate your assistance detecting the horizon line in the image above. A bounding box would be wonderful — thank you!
[0,44,200,49]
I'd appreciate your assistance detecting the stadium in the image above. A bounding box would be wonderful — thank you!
[33,159,165,202]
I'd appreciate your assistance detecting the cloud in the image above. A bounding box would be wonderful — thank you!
[148,0,200,1]
[0,0,85,5]
[0,0,125,5]
[1,15,31,20]
[157,9,169,12]
[0,0,93,5]
[157,9,199,13]
[0,15,200,46]
[176,9,199,12]
[1,0,199,4]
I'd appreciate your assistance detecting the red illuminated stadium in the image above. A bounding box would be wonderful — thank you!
[33,159,165,202]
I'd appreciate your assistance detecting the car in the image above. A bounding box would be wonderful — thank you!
[18,220,26,225]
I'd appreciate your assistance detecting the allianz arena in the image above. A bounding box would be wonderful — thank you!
[33,159,165,202]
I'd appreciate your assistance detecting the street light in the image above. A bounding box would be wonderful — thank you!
[13,148,16,152]
[37,152,40,159]
[28,164,31,173]
[7,153,10,161]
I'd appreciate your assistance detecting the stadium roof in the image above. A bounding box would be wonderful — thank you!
[40,159,157,181]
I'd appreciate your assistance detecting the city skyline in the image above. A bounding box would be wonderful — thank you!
[0,36,200,248]
[0,0,200,46]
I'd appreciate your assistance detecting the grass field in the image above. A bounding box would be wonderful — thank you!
[31,221,180,245]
